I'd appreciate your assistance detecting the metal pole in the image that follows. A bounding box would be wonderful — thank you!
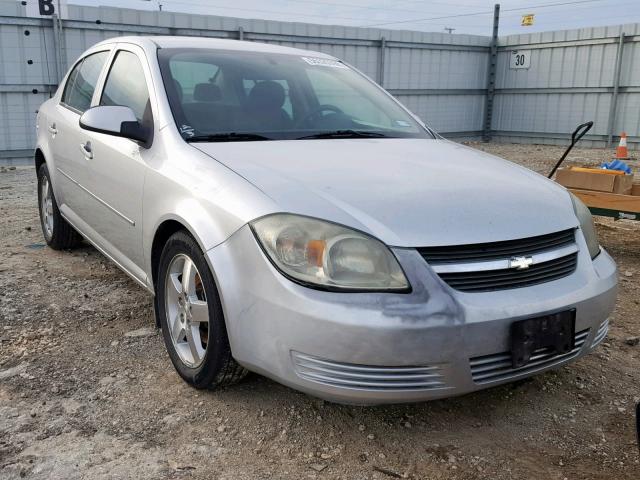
[238,26,244,41]
[378,36,386,86]
[51,14,63,84]
[482,4,499,142]
[606,31,625,147]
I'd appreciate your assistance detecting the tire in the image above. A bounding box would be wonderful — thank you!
[156,230,247,389]
[37,163,82,250]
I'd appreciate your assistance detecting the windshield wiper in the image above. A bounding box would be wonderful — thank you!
[185,132,272,142]
[296,130,391,140]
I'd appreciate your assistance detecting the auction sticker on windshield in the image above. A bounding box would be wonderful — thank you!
[302,57,348,68]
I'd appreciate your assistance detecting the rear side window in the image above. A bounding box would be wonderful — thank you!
[61,51,109,113]
[100,50,151,123]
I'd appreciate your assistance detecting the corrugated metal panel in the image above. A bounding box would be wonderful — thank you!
[491,92,611,135]
[397,94,485,133]
[0,22,57,85]
[0,91,46,152]
[385,48,488,90]
[494,24,640,146]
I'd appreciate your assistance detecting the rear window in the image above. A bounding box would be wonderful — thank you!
[61,51,109,113]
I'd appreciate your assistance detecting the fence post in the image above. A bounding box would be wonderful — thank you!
[606,31,625,147]
[378,36,386,86]
[51,13,65,83]
[482,3,499,142]
[51,14,60,84]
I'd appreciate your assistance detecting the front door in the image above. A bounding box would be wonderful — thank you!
[77,45,156,283]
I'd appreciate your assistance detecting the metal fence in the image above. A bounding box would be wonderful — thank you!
[0,1,490,163]
[493,24,640,148]
[2,1,640,164]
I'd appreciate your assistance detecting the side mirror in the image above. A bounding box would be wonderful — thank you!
[79,106,150,145]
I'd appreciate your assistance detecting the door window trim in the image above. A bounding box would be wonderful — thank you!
[94,44,157,145]
[59,49,111,115]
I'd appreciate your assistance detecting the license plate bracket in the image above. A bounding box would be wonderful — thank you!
[510,309,575,369]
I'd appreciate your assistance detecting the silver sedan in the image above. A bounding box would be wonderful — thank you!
[35,36,617,404]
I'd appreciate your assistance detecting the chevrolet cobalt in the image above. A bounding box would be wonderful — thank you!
[35,36,617,404]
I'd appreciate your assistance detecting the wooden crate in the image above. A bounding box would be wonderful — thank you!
[569,188,640,220]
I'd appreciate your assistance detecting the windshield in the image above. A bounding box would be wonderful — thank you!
[157,48,432,141]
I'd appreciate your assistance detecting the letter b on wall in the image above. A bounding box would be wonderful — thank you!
[38,0,55,15]
[26,0,66,18]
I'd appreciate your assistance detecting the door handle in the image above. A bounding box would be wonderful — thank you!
[80,141,93,160]
[48,123,58,135]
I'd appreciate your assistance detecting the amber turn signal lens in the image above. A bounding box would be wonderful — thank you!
[306,240,325,267]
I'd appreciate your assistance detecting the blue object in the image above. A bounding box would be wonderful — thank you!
[600,159,632,174]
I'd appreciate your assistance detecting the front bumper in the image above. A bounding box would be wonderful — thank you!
[207,225,617,405]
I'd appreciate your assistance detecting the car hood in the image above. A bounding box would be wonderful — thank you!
[193,139,577,247]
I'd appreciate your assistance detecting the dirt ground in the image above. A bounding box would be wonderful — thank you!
[1,143,639,480]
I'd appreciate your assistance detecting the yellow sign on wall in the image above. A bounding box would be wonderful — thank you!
[521,14,535,26]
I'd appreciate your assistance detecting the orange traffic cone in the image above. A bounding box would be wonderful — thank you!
[615,132,629,159]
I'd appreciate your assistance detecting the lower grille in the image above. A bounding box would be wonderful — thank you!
[437,252,578,292]
[291,351,448,391]
[469,329,589,384]
[591,319,609,347]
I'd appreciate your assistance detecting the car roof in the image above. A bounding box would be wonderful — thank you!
[92,35,335,59]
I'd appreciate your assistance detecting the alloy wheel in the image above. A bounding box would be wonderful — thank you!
[165,254,210,368]
[40,175,54,240]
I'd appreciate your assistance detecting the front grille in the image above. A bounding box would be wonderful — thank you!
[469,329,589,384]
[437,252,578,292]
[418,229,578,292]
[291,351,448,391]
[418,229,575,264]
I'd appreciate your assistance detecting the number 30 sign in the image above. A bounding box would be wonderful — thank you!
[509,51,531,70]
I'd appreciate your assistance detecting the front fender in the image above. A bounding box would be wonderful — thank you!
[142,143,279,284]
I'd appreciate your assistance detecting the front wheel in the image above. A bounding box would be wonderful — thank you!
[156,231,247,389]
[37,163,82,250]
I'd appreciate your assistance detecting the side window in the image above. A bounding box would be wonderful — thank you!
[61,51,109,113]
[100,51,151,123]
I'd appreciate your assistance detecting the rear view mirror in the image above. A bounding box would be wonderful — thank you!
[79,106,150,145]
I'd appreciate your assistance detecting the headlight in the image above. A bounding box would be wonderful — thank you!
[570,193,600,259]
[250,213,410,291]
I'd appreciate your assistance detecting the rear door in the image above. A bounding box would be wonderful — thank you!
[51,50,110,215]
[77,44,156,282]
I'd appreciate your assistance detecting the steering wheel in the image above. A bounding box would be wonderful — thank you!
[297,104,344,128]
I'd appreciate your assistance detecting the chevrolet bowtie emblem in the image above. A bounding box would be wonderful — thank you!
[509,256,534,270]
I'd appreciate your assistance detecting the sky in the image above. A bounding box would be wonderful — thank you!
[64,0,640,36]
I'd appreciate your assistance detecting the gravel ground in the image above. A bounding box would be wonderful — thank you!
[1,143,639,480]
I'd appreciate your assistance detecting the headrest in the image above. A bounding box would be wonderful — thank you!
[193,83,222,102]
[247,81,285,110]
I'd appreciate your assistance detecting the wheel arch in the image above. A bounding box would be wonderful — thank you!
[150,218,201,292]
[35,148,46,172]
[149,215,237,329]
